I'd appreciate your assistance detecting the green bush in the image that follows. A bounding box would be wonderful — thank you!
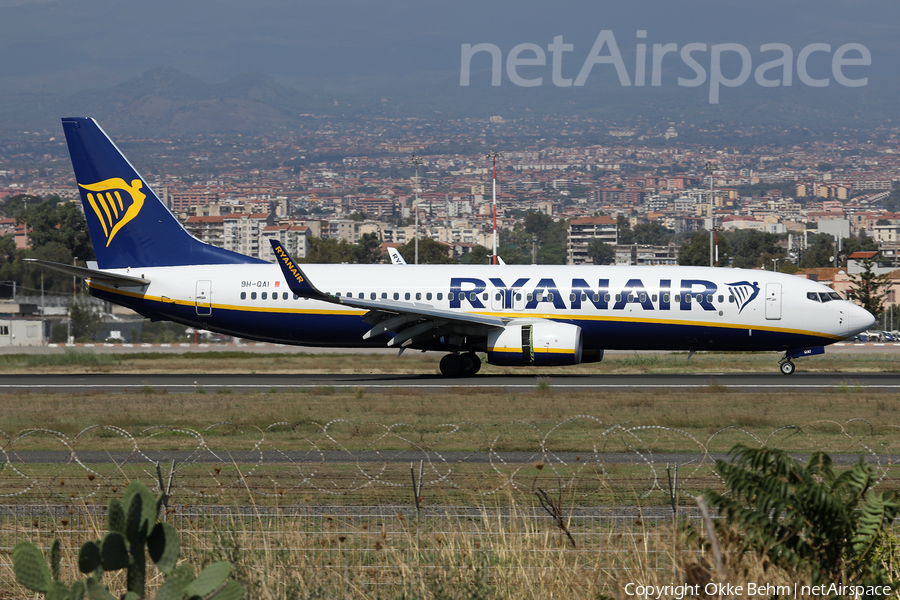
[705,445,899,591]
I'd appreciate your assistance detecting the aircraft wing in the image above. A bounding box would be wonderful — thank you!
[23,258,150,286]
[269,240,505,348]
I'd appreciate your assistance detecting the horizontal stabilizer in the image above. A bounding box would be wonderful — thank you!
[24,258,150,286]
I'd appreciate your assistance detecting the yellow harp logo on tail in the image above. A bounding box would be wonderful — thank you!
[79,178,146,247]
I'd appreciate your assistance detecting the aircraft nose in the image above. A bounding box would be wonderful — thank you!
[846,303,876,336]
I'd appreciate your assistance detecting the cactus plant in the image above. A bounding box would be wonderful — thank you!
[12,481,243,600]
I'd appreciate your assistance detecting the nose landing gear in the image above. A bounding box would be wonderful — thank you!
[779,346,824,375]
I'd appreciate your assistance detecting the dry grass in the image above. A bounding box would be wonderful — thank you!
[0,386,896,452]
[1,495,896,599]
[0,348,899,375]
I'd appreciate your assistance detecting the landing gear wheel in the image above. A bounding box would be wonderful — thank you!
[780,360,795,376]
[460,352,482,376]
[440,354,463,377]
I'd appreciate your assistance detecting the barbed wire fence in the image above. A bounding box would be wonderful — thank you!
[1,417,900,595]
[1,416,898,504]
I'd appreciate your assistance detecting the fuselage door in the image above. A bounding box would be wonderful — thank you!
[491,288,504,311]
[512,288,525,311]
[765,283,782,320]
[196,280,212,316]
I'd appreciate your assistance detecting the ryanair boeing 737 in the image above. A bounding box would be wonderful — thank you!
[29,117,876,376]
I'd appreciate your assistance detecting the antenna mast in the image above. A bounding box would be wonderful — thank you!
[487,150,501,264]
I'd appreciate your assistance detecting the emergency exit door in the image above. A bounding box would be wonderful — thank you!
[765,283,782,320]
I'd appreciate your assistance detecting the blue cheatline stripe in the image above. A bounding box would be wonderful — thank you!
[88,285,836,352]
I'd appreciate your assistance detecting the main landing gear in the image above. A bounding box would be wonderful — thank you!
[439,352,482,377]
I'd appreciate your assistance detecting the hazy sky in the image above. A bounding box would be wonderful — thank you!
[1,0,897,124]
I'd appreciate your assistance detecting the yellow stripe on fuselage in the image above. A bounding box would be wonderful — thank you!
[87,281,840,340]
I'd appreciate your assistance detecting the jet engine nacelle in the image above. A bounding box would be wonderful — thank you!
[486,321,583,366]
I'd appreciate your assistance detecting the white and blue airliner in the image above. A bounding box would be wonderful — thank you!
[29,118,875,376]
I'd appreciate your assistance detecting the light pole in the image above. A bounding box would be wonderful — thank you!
[772,258,779,272]
[487,150,501,264]
[411,155,423,265]
[705,161,717,267]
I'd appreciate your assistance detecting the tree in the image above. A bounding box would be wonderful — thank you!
[460,245,491,264]
[842,235,879,258]
[631,222,672,246]
[68,299,102,342]
[303,237,356,263]
[847,253,891,319]
[586,239,615,265]
[728,229,781,269]
[353,232,384,264]
[799,233,835,268]
[677,231,730,266]
[397,236,456,264]
[536,242,566,265]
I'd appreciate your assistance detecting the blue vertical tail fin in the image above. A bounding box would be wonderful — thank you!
[62,117,265,269]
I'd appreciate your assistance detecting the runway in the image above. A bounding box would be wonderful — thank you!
[1,372,899,393]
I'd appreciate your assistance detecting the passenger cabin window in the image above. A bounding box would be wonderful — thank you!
[684,295,691,303]
[640,293,646,303]
[615,294,621,302]
[381,292,387,299]
[370,292,376,300]
[729,295,735,303]
[527,293,533,302]
[294,294,299,300]
[405,292,411,300]
[251,292,257,300]
[604,294,611,302]
[469,292,477,301]
[581,293,587,301]
[416,293,421,300]
[393,292,399,300]
[482,292,488,301]
[261,292,267,300]
[569,293,575,302]
[358,293,364,299]
[663,293,670,303]
[426,292,432,300]
[717,295,724,303]
[706,294,712,303]
[651,294,657,302]
[547,293,554,301]
[447,292,453,301]
[283,292,288,300]
[437,293,443,301]
[240,292,246,300]
[592,293,599,302]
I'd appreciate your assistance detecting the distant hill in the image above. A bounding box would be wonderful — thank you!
[0,67,330,135]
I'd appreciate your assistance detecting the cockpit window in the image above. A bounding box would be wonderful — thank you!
[807,292,819,302]
[829,292,841,301]
[818,292,833,303]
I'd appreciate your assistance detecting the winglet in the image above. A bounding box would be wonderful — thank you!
[387,247,407,265]
[269,239,325,298]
